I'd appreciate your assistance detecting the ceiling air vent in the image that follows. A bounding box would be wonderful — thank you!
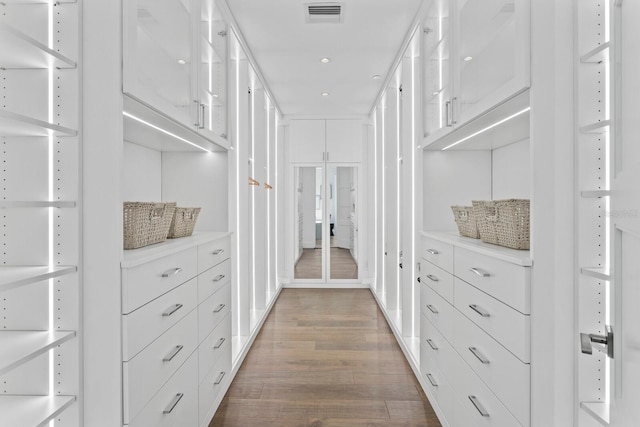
[306,3,344,23]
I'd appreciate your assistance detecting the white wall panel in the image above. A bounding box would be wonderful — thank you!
[122,142,162,202]
[492,138,531,200]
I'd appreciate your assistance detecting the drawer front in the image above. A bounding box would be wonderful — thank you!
[421,261,454,304]
[420,344,455,426]
[123,277,197,361]
[452,309,530,426]
[451,365,523,427]
[197,237,230,274]
[197,258,231,304]
[455,278,530,362]
[124,310,198,423]
[128,352,198,427]
[422,236,454,273]
[421,313,454,374]
[420,283,455,339]
[199,342,232,425]
[454,246,530,314]
[122,247,198,314]
[199,312,232,380]
[198,282,232,343]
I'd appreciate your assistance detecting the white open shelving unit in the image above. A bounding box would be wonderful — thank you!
[0,0,81,425]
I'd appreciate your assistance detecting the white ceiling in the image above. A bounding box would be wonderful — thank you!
[226,0,423,118]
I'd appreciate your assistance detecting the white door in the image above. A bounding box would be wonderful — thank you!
[325,120,362,163]
[609,1,640,425]
[289,120,326,163]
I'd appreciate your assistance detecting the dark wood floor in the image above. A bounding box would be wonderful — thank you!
[210,289,441,427]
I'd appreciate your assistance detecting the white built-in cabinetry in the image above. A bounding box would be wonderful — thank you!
[420,232,531,426]
[0,0,81,425]
[289,119,363,163]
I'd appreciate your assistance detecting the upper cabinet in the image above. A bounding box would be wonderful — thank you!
[289,119,363,163]
[422,0,530,146]
[123,0,228,145]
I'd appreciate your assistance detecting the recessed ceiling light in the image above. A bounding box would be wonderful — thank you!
[321,92,330,97]
[320,57,331,63]
[464,56,473,62]
[372,74,381,80]
[177,59,186,65]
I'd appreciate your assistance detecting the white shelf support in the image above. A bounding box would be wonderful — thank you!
[580,267,612,282]
[0,110,78,137]
[0,201,77,209]
[0,330,76,375]
[0,22,76,69]
[580,401,610,426]
[580,42,611,64]
[0,395,76,427]
[0,265,77,292]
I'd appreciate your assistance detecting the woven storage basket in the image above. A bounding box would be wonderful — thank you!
[123,202,176,249]
[451,205,480,238]
[167,207,201,239]
[473,199,530,250]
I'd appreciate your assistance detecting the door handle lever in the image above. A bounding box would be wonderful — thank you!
[580,325,614,359]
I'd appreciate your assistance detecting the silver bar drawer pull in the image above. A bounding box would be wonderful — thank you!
[212,249,225,255]
[163,393,184,414]
[468,395,490,417]
[426,373,438,387]
[426,304,439,314]
[426,274,439,282]
[213,274,226,282]
[427,249,439,255]
[162,303,184,317]
[163,345,184,362]
[469,347,490,364]
[162,267,183,278]
[213,303,226,313]
[469,304,491,318]
[426,338,438,351]
[469,267,490,277]
[213,337,226,349]
[214,371,226,385]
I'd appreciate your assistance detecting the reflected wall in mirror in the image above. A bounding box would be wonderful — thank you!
[328,166,358,280]
[294,166,324,280]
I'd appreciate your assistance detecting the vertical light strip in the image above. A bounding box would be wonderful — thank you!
[208,18,213,131]
[396,82,401,313]
[604,0,611,406]
[266,98,271,299]
[47,0,55,408]
[411,54,416,337]
[251,88,256,314]
[381,97,386,301]
[235,43,242,333]
[438,15,443,129]
[373,111,378,293]
[274,113,279,292]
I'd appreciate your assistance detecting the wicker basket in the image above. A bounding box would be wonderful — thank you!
[451,205,480,238]
[123,202,176,249]
[167,207,201,239]
[473,199,530,250]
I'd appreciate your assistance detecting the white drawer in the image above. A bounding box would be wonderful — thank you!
[452,308,530,426]
[421,261,454,304]
[128,352,198,427]
[198,342,232,425]
[122,247,197,314]
[454,246,530,314]
[198,282,232,343]
[455,278,530,363]
[123,310,198,423]
[420,283,455,339]
[122,277,197,361]
[198,237,230,274]
[420,344,455,426]
[197,258,231,304]
[422,236,454,273]
[199,312,231,381]
[420,314,460,388]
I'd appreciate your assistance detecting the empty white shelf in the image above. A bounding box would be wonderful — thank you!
[0,395,76,427]
[0,22,76,69]
[581,42,611,64]
[581,267,612,281]
[581,190,610,198]
[580,120,611,134]
[0,265,77,292]
[0,110,78,137]
[0,201,77,209]
[581,401,610,426]
[0,330,76,375]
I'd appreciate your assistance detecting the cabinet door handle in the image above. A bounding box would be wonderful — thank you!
[163,345,184,362]
[445,100,453,127]
[426,249,439,255]
[163,393,184,414]
[426,338,438,350]
[426,274,439,282]
[214,371,226,385]
[469,267,490,277]
[213,274,226,282]
[199,103,206,129]
[469,304,491,318]
[451,97,458,125]
[469,346,490,364]
[162,303,183,317]
[213,337,226,349]
[426,373,438,387]
[162,267,183,278]
[213,303,226,313]
[212,249,225,255]
[426,304,439,314]
[468,395,490,417]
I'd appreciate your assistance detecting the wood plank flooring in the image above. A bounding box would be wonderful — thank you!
[210,289,441,427]
[294,248,358,280]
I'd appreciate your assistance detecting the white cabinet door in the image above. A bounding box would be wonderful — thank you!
[290,120,325,163]
[325,120,362,163]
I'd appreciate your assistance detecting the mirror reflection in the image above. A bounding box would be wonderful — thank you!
[294,167,323,279]
[328,166,358,280]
